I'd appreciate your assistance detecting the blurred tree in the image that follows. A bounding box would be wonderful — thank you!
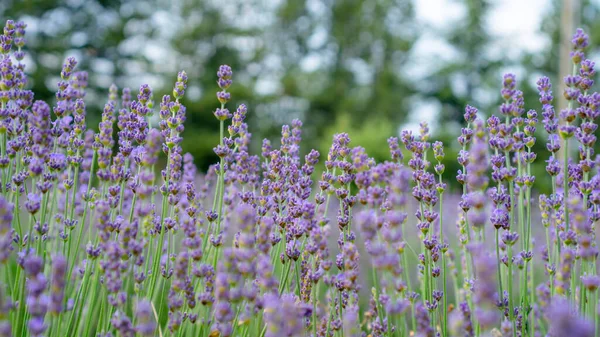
[265,0,418,160]
[2,0,263,169]
[161,0,264,169]
[157,0,420,166]
[410,0,500,192]
[0,0,150,128]
[15,0,595,180]
[420,0,500,126]
[520,0,600,113]
[2,0,420,168]
[516,0,600,193]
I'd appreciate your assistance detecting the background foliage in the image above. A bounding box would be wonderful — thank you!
[2,0,600,192]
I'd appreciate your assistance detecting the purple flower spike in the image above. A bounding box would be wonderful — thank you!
[263,293,307,337]
[60,56,77,80]
[217,65,233,89]
[0,195,13,263]
[547,297,594,337]
[49,255,67,314]
[572,28,589,50]
[464,105,478,123]
[25,193,41,214]
[173,71,187,100]
[501,74,516,100]
[135,300,156,336]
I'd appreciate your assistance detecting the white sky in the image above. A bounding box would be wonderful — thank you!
[405,0,550,134]
[415,0,549,54]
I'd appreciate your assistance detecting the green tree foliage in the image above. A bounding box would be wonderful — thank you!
[8,0,600,181]
[0,0,149,128]
[3,0,420,169]
[272,0,417,153]
[420,0,499,125]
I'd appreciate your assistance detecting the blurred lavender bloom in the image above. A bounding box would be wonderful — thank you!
[546,297,593,337]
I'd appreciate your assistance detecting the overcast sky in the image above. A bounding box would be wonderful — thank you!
[405,0,551,133]
[416,0,549,54]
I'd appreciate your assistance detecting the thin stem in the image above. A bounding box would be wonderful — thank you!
[495,229,504,306]
[67,149,97,285]
[312,279,318,337]
[278,260,293,295]
[338,290,344,337]
[507,246,516,337]
[212,116,226,273]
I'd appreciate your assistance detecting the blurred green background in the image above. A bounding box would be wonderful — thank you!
[2,0,600,193]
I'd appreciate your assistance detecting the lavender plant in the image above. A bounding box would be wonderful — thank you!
[0,18,599,337]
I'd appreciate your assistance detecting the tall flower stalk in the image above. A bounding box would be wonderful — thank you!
[0,19,599,337]
[433,140,448,336]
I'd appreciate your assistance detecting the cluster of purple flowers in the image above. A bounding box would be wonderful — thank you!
[1,19,600,337]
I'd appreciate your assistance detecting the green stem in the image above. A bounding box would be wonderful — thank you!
[69,257,96,336]
[495,229,504,309]
[211,117,226,273]
[439,187,447,337]
[148,160,170,299]
[593,290,598,334]
[507,246,515,337]
[338,290,344,337]
[83,263,101,337]
[312,280,318,337]
[279,261,293,295]
[67,150,96,289]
